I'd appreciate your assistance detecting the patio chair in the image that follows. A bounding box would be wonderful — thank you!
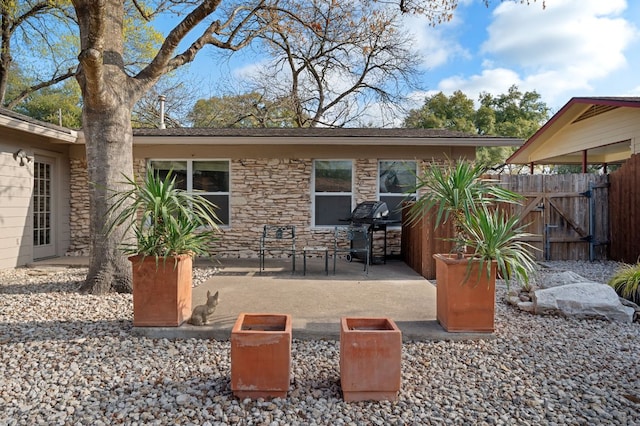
[333,224,370,274]
[259,225,296,274]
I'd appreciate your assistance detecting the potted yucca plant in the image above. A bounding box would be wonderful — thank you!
[409,159,537,332]
[106,168,221,326]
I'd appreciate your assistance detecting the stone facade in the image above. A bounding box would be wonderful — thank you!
[67,157,426,259]
[67,158,146,256]
[68,158,90,255]
[217,158,402,259]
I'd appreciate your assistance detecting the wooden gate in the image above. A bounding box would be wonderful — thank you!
[497,174,609,261]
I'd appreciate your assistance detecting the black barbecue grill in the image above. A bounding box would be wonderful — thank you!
[348,201,390,224]
[342,201,399,264]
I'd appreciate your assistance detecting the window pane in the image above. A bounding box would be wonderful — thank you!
[315,161,352,192]
[379,161,416,194]
[380,195,415,224]
[150,161,188,190]
[315,195,352,226]
[193,161,229,192]
[203,194,230,226]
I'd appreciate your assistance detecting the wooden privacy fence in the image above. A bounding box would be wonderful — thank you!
[609,153,640,263]
[401,174,610,279]
[401,202,453,280]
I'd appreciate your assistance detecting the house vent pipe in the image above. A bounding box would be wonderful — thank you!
[158,95,166,129]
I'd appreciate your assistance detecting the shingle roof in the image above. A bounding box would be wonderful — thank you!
[133,127,502,139]
[0,107,75,135]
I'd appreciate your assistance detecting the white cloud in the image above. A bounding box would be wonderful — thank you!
[436,68,523,100]
[401,14,470,70]
[427,0,639,108]
[483,0,635,76]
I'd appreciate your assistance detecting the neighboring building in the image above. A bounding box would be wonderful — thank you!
[1,109,522,269]
[508,97,640,171]
[507,97,640,263]
[0,108,76,269]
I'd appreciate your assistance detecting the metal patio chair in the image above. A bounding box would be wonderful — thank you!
[259,225,296,274]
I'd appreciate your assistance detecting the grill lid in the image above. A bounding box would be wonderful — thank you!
[350,201,389,221]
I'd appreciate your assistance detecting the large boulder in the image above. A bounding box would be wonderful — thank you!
[533,282,635,323]
[537,271,590,288]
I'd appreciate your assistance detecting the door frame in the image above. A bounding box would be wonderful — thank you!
[32,154,57,259]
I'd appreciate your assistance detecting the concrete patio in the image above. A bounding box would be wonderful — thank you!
[30,256,495,342]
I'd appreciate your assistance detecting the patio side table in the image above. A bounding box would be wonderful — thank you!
[303,246,328,275]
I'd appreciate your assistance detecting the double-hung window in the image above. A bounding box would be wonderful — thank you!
[379,160,417,224]
[149,160,230,226]
[313,160,353,227]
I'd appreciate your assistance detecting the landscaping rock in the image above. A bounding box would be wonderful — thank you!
[536,270,588,288]
[533,282,635,322]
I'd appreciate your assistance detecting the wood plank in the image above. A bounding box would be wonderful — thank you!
[548,198,588,238]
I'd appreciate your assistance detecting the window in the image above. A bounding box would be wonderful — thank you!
[313,160,353,226]
[150,160,230,225]
[379,160,417,223]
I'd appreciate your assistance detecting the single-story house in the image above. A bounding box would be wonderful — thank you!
[0,108,522,269]
[507,97,640,171]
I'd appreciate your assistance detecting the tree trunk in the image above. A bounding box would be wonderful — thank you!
[74,0,137,294]
[79,104,135,294]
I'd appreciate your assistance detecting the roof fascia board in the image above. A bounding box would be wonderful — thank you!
[132,135,522,147]
[0,114,78,143]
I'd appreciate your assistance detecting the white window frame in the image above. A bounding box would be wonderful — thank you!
[312,159,354,228]
[378,160,417,228]
[148,159,231,227]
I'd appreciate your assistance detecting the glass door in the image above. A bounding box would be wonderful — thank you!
[33,157,56,259]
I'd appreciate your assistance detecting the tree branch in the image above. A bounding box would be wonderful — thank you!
[5,68,76,109]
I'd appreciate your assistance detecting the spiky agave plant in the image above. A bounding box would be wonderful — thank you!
[408,159,523,258]
[608,263,640,305]
[105,168,221,260]
[459,205,539,290]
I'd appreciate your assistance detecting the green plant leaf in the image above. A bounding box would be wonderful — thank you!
[104,167,221,261]
[608,263,640,304]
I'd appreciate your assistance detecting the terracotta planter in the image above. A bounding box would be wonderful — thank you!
[129,254,193,327]
[433,253,496,333]
[231,313,292,400]
[339,317,402,402]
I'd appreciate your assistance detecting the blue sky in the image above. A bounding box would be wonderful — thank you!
[408,0,640,112]
[170,0,640,122]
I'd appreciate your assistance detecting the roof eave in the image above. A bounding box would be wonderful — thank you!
[507,96,640,164]
[132,135,523,147]
[0,114,78,143]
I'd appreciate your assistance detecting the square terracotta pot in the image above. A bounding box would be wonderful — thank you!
[231,313,292,400]
[129,254,193,327]
[340,317,402,402]
[434,253,496,333]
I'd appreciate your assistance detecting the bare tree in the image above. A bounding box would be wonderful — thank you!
[133,73,201,128]
[247,1,422,127]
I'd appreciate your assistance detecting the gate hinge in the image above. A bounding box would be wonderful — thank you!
[581,235,593,242]
[579,190,592,197]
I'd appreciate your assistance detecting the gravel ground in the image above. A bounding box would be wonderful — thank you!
[0,261,639,425]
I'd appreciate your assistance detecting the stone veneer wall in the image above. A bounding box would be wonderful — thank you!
[67,156,435,259]
[67,158,146,256]
[216,157,404,259]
